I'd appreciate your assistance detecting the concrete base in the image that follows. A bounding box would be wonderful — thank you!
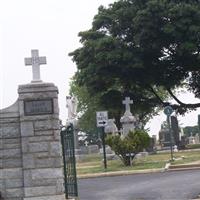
[0,82,66,200]
[24,194,66,200]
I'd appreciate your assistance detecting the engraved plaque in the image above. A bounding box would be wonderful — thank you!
[24,99,53,115]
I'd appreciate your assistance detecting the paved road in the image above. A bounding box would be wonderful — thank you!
[78,170,200,200]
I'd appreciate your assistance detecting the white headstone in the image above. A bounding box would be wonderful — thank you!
[189,135,195,144]
[195,134,200,144]
[25,49,46,82]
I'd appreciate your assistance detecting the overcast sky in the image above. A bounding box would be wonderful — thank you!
[0,0,200,136]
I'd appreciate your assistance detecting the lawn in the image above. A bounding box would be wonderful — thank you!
[76,150,200,175]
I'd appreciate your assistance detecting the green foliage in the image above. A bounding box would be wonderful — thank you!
[198,114,200,131]
[183,125,199,137]
[186,143,200,150]
[69,78,101,134]
[69,0,200,116]
[70,77,154,131]
[106,130,150,166]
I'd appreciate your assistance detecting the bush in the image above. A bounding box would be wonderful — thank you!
[106,130,150,166]
[186,144,200,149]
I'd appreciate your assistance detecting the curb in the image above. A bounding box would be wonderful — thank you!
[77,163,200,179]
[168,163,200,171]
[192,194,200,200]
[78,168,163,179]
[169,163,200,169]
[168,167,200,172]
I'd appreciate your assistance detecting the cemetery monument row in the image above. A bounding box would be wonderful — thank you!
[0,50,65,200]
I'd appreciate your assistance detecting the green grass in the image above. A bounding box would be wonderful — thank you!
[171,151,200,165]
[77,154,102,163]
[76,150,200,175]
[186,144,200,149]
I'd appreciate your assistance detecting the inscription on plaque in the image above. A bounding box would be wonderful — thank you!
[24,99,53,115]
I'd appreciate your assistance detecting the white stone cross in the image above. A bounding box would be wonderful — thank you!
[25,49,47,82]
[122,97,133,112]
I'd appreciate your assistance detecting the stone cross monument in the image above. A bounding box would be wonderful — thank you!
[122,97,133,115]
[120,97,136,137]
[25,49,47,82]
[0,50,65,200]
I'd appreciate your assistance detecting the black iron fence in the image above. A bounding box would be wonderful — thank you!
[61,124,78,199]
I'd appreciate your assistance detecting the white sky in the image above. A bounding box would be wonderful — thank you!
[0,0,199,136]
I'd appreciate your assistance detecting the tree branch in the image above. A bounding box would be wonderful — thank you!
[148,85,167,106]
[148,86,200,114]
[166,88,185,105]
[166,88,200,109]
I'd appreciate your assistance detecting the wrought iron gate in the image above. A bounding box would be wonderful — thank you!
[61,124,78,199]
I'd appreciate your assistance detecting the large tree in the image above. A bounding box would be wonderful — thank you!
[70,77,159,131]
[69,0,200,121]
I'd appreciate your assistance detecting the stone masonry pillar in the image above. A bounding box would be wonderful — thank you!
[18,82,65,200]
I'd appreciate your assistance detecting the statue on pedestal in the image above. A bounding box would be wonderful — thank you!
[66,96,77,122]
[66,96,80,151]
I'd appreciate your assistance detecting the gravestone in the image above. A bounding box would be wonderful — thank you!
[104,119,118,135]
[189,133,195,144]
[179,135,187,149]
[0,50,65,200]
[120,97,136,137]
[171,116,180,147]
[159,122,171,147]
[195,134,200,144]
[146,137,156,153]
[99,145,116,160]
[198,114,200,137]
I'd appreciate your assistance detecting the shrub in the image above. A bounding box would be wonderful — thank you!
[106,130,150,166]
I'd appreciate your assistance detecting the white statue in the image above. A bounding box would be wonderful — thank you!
[66,96,77,120]
[66,96,79,150]
[104,119,118,135]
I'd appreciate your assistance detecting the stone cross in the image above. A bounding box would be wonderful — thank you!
[25,49,46,82]
[122,97,133,113]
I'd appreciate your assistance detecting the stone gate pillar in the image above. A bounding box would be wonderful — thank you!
[18,82,65,200]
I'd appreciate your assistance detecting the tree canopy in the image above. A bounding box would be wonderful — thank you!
[69,0,200,121]
[183,125,199,137]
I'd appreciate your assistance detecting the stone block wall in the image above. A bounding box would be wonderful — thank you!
[0,82,65,200]
[0,101,23,200]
